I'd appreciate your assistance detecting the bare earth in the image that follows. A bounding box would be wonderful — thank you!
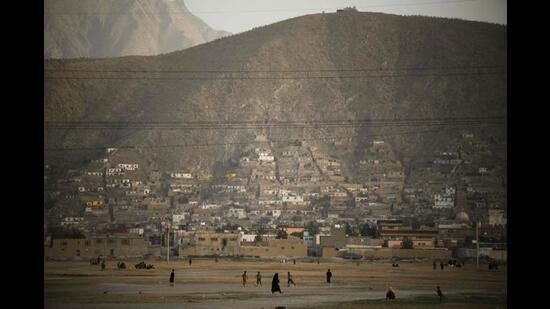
[44,259,506,309]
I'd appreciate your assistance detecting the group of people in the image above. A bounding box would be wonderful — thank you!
[433,259,465,270]
[241,270,298,293]
[168,266,446,302]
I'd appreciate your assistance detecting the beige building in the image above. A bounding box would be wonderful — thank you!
[179,232,241,256]
[240,237,307,257]
[45,235,152,258]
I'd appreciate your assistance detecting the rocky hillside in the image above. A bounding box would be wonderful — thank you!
[44,11,507,174]
[44,0,230,58]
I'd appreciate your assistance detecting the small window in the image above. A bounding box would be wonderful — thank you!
[281,247,285,250]
[291,246,295,249]
[61,241,67,246]
[76,249,80,256]
[95,239,103,244]
[121,239,129,245]
[85,240,91,246]
[211,238,218,241]
[198,237,206,241]
[107,239,114,244]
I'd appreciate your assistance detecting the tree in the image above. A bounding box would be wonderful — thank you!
[290,231,304,238]
[276,229,288,239]
[305,221,320,235]
[402,237,413,249]
[48,226,85,239]
[360,224,378,237]
[345,223,353,235]
[255,226,266,242]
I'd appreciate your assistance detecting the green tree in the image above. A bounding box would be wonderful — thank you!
[305,221,320,235]
[360,224,378,237]
[276,229,288,239]
[290,231,304,238]
[48,226,85,239]
[402,237,413,249]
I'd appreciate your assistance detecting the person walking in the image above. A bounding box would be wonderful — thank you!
[287,272,296,287]
[271,273,282,294]
[436,286,444,302]
[433,260,437,270]
[101,259,106,271]
[242,271,248,287]
[169,269,175,287]
[188,257,192,267]
[255,272,262,287]
[326,269,332,285]
[440,262,444,270]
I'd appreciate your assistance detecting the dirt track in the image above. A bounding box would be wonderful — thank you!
[44,259,506,308]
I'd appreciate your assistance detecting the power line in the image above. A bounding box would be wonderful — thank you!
[45,116,506,124]
[44,118,506,130]
[43,65,505,74]
[43,123,501,151]
[46,0,480,16]
[44,71,506,81]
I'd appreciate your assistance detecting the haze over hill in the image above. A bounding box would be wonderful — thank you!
[44,0,230,59]
[44,10,507,175]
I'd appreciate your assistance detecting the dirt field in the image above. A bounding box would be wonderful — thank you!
[44,258,506,308]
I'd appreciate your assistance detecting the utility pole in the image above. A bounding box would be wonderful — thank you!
[166,226,170,264]
[476,220,480,268]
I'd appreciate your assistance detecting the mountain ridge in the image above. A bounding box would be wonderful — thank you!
[44,11,507,174]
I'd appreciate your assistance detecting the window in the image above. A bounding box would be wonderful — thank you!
[85,240,91,246]
[198,237,205,241]
[121,239,129,245]
[76,249,80,256]
[291,246,295,249]
[281,247,285,250]
[107,239,114,244]
[95,239,103,244]
[61,241,67,246]
[211,238,218,241]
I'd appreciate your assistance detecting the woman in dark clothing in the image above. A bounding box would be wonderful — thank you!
[169,269,175,287]
[271,273,282,294]
[386,286,396,300]
[326,269,332,284]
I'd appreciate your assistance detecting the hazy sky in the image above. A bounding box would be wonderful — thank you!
[186,0,507,34]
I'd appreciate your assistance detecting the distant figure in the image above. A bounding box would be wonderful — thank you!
[188,257,192,267]
[440,262,444,270]
[436,286,444,302]
[271,273,282,294]
[317,258,320,264]
[293,259,296,265]
[101,260,106,271]
[386,286,396,300]
[242,271,248,287]
[433,261,437,270]
[169,269,175,287]
[215,256,219,263]
[287,272,296,287]
[97,255,101,264]
[255,272,262,287]
[326,269,332,285]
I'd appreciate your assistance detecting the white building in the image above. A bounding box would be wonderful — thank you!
[226,208,247,219]
[171,172,193,179]
[117,163,139,171]
[172,214,187,225]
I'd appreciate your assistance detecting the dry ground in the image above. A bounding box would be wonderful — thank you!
[44,258,506,309]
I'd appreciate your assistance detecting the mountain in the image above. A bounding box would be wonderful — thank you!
[44,11,507,175]
[44,0,230,59]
